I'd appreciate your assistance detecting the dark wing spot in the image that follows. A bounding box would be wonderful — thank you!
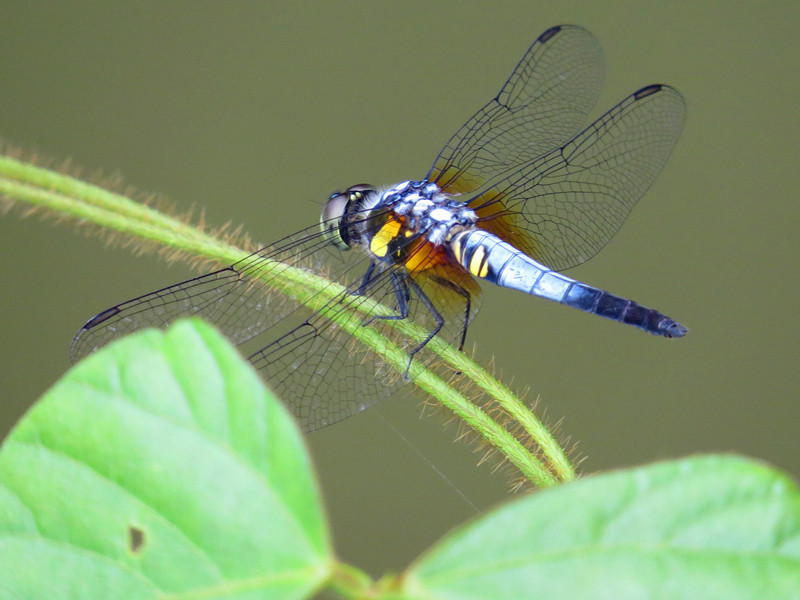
[634,84,662,100]
[537,25,562,44]
[83,306,121,330]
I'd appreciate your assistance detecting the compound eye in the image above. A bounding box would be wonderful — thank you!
[320,192,351,250]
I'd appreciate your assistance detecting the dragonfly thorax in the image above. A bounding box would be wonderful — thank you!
[322,180,479,259]
[379,180,478,245]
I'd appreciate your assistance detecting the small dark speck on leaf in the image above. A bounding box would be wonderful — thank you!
[128,525,145,553]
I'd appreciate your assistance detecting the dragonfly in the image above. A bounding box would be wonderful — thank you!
[71,25,687,432]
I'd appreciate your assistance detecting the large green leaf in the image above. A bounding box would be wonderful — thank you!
[0,319,332,599]
[404,455,800,599]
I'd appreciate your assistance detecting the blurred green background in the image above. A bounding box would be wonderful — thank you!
[1,1,797,577]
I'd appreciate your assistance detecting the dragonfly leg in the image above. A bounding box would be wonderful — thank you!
[350,260,410,328]
[351,260,378,296]
[427,274,472,351]
[403,277,445,379]
[358,271,445,379]
[361,270,411,328]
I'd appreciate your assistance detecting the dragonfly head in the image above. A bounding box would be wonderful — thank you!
[321,183,375,250]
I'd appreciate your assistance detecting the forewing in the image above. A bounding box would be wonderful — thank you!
[470,85,686,271]
[69,223,347,362]
[427,25,604,195]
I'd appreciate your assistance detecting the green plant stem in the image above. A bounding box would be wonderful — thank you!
[0,154,575,486]
[0,153,220,248]
[327,561,374,598]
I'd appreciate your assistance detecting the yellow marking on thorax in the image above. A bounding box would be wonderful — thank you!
[370,217,403,258]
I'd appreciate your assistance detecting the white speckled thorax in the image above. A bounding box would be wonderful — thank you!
[379,180,478,245]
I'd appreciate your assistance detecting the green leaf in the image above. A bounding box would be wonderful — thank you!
[0,319,332,599]
[403,455,800,599]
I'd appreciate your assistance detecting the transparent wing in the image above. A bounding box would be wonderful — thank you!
[70,222,357,360]
[470,84,686,271]
[70,210,479,432]
[427,25,604,195]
